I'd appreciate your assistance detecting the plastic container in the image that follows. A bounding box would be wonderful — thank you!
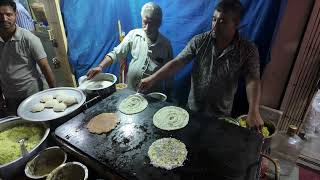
[302,90,320,139]
[270,125,304,176]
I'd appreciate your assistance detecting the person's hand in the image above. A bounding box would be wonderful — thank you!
[86,66,102,80]
[138,76,156,92]
[246,110,264,132]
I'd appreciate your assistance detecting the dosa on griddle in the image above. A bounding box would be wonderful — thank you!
[148,138,187,170]
[153,106,189,130]
[118,94,148,114]
[87,113,119,134]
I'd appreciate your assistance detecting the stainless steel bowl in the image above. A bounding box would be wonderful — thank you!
[78,73,117,98]
[25,146,67,179]
[46,162,88,180]
[147,92,167,102]
[0,116,50,180]
[236,114,277,152]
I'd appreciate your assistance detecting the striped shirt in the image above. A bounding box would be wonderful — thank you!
[15,1,35,31]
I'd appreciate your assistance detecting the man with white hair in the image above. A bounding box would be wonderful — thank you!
[87,2,173,96]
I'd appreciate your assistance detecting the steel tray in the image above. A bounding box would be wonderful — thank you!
[17,87,86,122]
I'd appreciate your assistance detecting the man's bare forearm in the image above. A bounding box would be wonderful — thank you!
[246,77,261,113]
[151,59,186,82]
[38,58,55,88]
[98,55,113,69]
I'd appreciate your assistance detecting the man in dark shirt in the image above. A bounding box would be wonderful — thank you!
[139,0,264,128]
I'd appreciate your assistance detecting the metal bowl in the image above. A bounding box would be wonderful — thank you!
[236,115,277,137]
[147,92,167,102]
[116,83,127,91]
[46,162,88,180]
[25,146,67,179]
[78,73,117,98]
[0,116,50,180]
[237,114,277,152]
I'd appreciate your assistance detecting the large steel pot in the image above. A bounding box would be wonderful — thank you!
[78,73,117,98]
[236,115,280,180]
[236,114,277,152]
[0,116,50,180]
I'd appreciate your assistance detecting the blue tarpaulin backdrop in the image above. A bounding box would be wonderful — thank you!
[61,0,286,114]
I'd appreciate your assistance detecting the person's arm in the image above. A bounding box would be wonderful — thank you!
[153,58,186,80]
[28,33,55,87]
[37,58,55,88]
[139,34,200,91]
[87,30,134,79]
[246,76,264,128]
[244,44,264,128]
[86,55,113,79]
[139,58,186,91]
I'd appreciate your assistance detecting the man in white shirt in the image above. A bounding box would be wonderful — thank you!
[86,2,173,95]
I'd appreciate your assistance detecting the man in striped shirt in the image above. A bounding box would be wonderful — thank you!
[14,0,34,31]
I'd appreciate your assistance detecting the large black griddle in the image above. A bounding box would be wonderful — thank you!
[54,89,263,180]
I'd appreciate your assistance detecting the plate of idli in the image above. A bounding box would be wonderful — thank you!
[17,87,86,122]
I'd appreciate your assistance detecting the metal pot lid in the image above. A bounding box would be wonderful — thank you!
[17,87,86,122]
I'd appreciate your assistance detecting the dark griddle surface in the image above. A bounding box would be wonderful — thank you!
[55,89,263,180]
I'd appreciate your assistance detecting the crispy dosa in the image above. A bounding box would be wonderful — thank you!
[87,113,119,134]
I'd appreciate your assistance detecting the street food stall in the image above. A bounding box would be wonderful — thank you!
[0,86,264,180]
[52,88,264,180]
[3,0,320,179]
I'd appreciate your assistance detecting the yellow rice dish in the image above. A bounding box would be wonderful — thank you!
[0,124,43,165]
[239,118,270,137]
[116,83,127,90]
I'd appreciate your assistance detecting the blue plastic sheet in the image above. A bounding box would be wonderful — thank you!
[61,0,286,109]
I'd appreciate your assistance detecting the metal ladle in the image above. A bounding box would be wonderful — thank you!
[18,138,29,157]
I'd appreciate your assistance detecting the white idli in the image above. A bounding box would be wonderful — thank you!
[40,95,53,103]
[63,96,78,106]
[44,99,59,108]
[53,103,67,112]
[31,103,45,112]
